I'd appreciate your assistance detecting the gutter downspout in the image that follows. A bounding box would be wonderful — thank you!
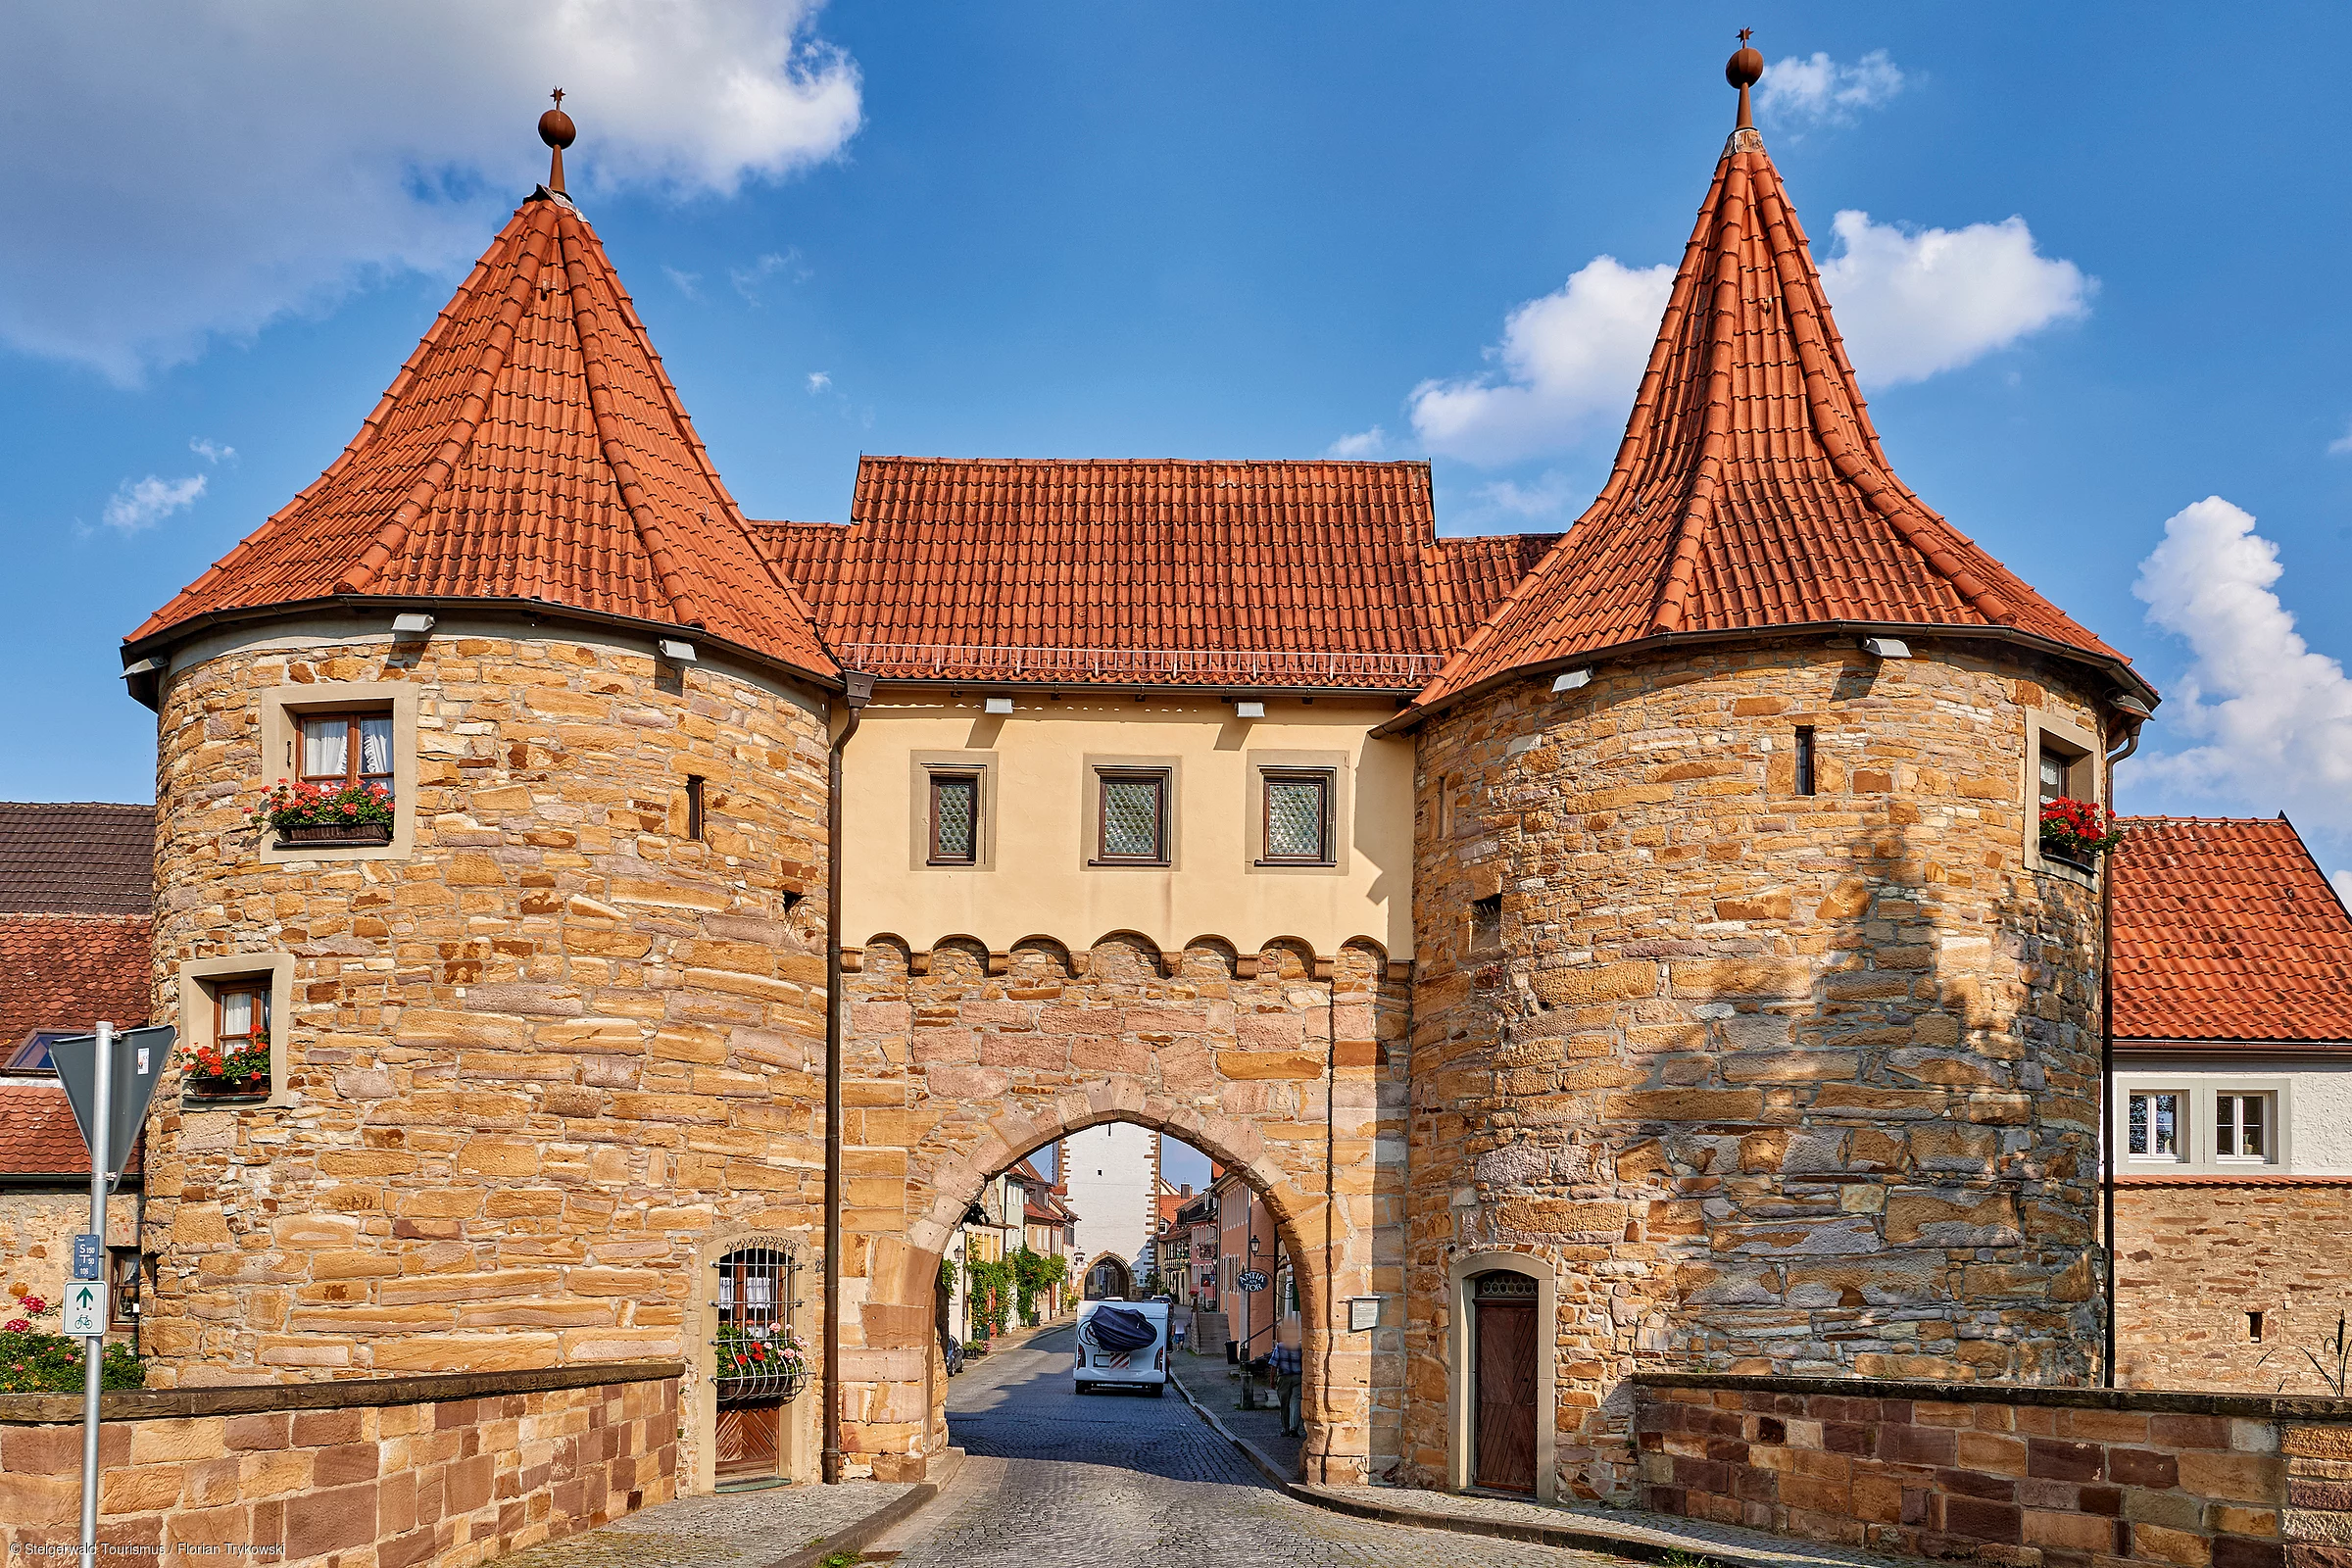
[2098,718,2141,1388]
[822,670,875,1484]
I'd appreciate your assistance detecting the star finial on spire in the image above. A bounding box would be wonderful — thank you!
[1726,30,1764,131]
[539,87,578,194]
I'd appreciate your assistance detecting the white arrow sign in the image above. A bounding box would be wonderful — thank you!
[62,1278,107,1339]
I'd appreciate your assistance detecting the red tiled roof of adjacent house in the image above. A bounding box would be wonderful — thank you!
[127,188,834,679]
[0,1084,111,1177]
[0,804,152,915]
[1410,111,2135,714]
[2110,816,2352,1046]
[755,459,1558,689]
[1,914,151,1052]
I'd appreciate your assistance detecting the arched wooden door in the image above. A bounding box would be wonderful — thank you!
[1471,1270,1538,1494]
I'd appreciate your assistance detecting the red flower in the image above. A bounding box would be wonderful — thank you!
[19,1297,44,1315]
[3,1320,26,1334]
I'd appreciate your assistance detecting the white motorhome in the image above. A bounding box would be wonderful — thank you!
[1074,1298,1168,1395]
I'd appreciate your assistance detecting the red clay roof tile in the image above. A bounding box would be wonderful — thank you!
[0,1084,120,1178]
[2110,816,2352,1046]
[127,193,834,679]
[757,459,1555,689]
[0,913,150,1049]
[1412,122,2135,713]
[0,805,152,916]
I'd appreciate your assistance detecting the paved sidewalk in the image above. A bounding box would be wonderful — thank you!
[481,1478,915,1568]
[1165,1341,1302,1477]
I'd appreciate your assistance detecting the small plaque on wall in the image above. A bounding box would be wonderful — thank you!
[1347,1296,1381,1332]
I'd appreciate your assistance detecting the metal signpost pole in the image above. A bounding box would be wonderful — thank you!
[80,1019,113,1561]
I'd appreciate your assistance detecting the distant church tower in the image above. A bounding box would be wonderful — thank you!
[1059,1123,1159,1295]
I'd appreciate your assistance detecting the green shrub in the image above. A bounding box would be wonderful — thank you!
[0,1331,144,1394]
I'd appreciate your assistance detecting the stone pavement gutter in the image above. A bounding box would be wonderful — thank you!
[762,1448,965,1568]
[1163,1350,1932,1568]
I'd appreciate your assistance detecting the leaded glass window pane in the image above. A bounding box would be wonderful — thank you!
[1265,777,1326,860]
[1101,775,1163,860]
[932,775,977,862]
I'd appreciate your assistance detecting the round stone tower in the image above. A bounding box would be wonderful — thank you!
[120,115,844,1489]
[1394,56,2155,1501]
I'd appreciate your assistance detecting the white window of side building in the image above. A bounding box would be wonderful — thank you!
[2116,1076,2288,1172]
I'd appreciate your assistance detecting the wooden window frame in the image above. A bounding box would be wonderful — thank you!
[928,771,982,866]
[108,1250,140,1331]
[2125,1087,2190,1163]
[296,709,396,794]
[1094,768,1170,866]
[2217,1092,2274,1162]
[215,981,270,1058]
[1259,769,1334,865]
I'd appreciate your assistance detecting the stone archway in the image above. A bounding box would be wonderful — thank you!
[836,932,1410,1484]
[1084,1253,1133,1300]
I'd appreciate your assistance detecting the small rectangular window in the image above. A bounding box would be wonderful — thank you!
[298,710,395,799]
[1262,771,1332,863]
[193,978,272,1098]
[2218,1094,2272,1160]
[1097,770,1168,864]
[685,775,707,841]
[109,1250,140,1330]
[2249,1311,2265,1344]
[930,772,980,864]
[1471,894,1502,952]
[2128,1091,2185,1160]
[1793,727,1816,797]
[2039,734,2087,805]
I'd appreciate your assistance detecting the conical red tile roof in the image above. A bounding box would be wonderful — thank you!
[1410,113,2141,715]
[126,190,835,680]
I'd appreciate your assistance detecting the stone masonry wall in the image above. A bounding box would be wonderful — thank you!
[0,1190,138,1341]
[1406,640,2113,1501]
[1639,1375,2352,1568]
[0,1368,677,1565]
[2117,1182,2352,1395]
[839,933,1409,1483]
[143,626,831,1492]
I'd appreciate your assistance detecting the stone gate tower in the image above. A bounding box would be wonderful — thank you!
[120,118,842,1491]
[1390,52,2157,1500]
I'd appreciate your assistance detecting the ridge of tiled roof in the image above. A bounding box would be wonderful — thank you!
[752,459,1556,689]
[2110,815,2352,1046]
[1407,106,2140,717]
[0,804,153,915]
[1,912,151,1056]
[127,186,835,681]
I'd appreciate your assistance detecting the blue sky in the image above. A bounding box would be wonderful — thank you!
[6,3,2350,885]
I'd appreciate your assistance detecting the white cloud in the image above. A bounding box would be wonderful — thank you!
[188,438,235,464]
[4,2,861,383]
[1471,472,1581,524]
[1326,426,1386,460]
[730,249,807,303]
[662,267,704,300]
[2335,868,2352,906]
[2128,497,2352,834]
[1407,257,1673,466]
[2327,418,2352,457]
[1820,211,2091,386]
[1757,50,1905,128]
[806,370,832,394]
[102,474,207,532]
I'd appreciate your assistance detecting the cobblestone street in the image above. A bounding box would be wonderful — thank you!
[884,1324,1631,1568]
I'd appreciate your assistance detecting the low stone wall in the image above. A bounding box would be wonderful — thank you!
[2116,1180,2352,1394]
[1638,1374,2352,1568]
[0,1360,681,1566]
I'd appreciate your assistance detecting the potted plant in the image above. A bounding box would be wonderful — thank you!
[180,1036,270,1100]
[249,779,395,848]
[2039,796,2125,872]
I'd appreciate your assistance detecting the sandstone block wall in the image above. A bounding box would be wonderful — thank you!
[0,1191,139,1340]
[1406,642,2113,1499]
[2117,1182,2352,1395]
[1640,1376,2352,1568]
[143,625,831,1493]
[839,932,1409,1483]
[0,1369,677,1566]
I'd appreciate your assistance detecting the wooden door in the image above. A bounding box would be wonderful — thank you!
[714,1401,780,1485]
[1472,1273,1538,1493]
